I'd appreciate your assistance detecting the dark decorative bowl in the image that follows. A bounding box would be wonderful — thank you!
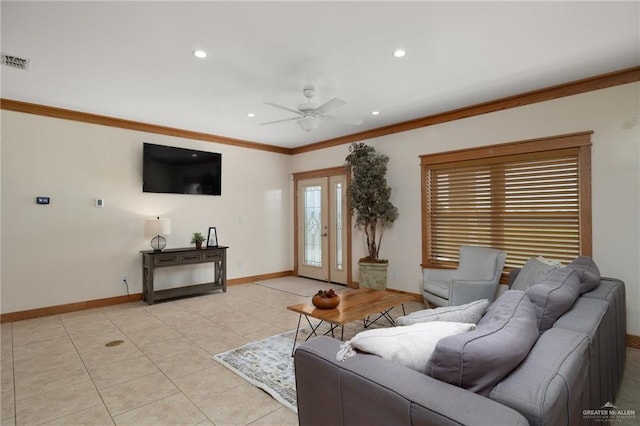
[312,294,340,309]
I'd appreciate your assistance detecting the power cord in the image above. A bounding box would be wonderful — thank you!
[122,278,130,299]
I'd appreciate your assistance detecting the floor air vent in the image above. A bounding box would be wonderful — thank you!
[1,53,30,70]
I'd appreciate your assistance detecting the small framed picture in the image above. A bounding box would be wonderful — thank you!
[207,227,218,247]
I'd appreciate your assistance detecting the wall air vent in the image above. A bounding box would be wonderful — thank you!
[1,53,30,70]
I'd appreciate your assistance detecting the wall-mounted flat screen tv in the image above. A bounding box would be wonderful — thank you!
[143,143,222,195]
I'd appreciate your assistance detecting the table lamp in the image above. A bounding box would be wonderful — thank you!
[145,217,171,251]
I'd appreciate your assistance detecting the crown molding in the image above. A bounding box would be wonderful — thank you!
[0,98,293,155]
[291,65,640,155]
[2,66,638,156]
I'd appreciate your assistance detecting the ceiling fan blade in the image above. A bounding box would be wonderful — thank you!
[264,102,303,116]
[319,115,364,126]
[259,117,300,125]
[313,98,346,115]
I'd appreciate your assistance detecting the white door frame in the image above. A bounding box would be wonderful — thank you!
[293,167,354,287]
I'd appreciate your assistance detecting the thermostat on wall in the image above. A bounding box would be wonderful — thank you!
[96,199,104,208]
[36,196,50,205]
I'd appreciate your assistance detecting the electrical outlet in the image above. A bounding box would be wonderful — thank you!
[121,274,127,283]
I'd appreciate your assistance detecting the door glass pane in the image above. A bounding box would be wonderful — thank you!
[304,185,322,267]
[334,182,343,271]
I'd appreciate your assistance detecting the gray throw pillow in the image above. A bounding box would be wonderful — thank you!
[566,256,600,294]
[526,267,580,332]
[511,257,562,291]
[396,299,489,326]
[425,290,539,396]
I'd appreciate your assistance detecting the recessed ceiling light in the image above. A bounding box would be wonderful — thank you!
[247,113,255,118]
[393,49,406,58]
[371,111,380,116]
[193,50,207,59]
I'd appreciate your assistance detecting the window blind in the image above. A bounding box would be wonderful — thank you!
[424,145,587,269]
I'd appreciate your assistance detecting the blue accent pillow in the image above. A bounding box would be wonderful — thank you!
[396,299,489,326]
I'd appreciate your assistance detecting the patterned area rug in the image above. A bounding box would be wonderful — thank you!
[213,330,300,413]
[213,319,395,413]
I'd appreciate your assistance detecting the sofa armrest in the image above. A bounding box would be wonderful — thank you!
[294,336,529,426]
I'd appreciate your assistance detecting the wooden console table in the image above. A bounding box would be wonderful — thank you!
[141,246,228,305]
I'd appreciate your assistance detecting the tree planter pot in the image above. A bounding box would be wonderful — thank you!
[358,260,388,290]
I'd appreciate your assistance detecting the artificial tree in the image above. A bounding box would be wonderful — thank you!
[345,142,398,288]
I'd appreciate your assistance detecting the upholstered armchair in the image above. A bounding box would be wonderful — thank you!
[423,245,507,307]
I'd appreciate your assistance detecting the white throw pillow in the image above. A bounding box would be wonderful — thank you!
[336,321,476,373]
[396,299,489,326]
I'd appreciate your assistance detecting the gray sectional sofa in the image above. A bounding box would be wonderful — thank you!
[294,257,626,425]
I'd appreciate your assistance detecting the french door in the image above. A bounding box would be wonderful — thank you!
[295,172,349,285]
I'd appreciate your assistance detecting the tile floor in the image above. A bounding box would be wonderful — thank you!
[0,277,423,425]
[0,277,638,425]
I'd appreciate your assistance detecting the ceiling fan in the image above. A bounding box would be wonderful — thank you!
[261,83,363,132]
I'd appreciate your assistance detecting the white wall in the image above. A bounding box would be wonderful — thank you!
[292,83,640,335]
[1,111,293,313]
[2,83,638,336]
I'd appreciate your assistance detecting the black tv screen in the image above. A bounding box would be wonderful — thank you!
[143,143,222,195]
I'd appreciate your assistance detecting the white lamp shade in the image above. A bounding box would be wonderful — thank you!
[145,217,171,237]
[297,116,318,132]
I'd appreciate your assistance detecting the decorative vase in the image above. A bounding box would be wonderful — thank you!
[312,295,340,309]
[358,260,388,290]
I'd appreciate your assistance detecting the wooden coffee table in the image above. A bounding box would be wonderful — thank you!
[287,288,414,355]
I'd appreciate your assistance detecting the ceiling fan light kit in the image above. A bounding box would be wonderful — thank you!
[262,83,363,132]
[192,49,207,58]
[298,116,319,132]
[302,83,315,99]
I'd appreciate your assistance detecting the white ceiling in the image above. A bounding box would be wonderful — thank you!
[2,1,639,149]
